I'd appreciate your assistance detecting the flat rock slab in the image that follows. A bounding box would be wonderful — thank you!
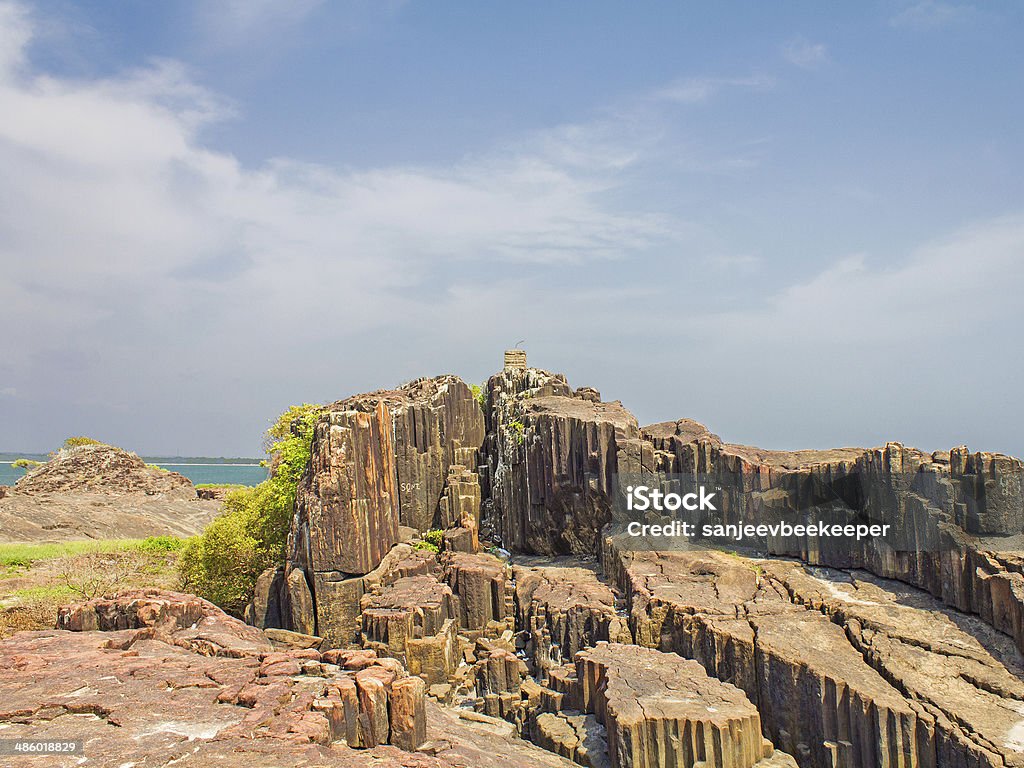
[572,642,774,768]
[0,591,437,767]
[605,541,1024,768]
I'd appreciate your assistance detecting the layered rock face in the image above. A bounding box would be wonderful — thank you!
[279,376,486,644]
[603,540,1024,768]
[484,366,651,556]
[235,354,1024,768]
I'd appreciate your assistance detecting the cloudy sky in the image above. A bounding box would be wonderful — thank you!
[1,1,1022,458]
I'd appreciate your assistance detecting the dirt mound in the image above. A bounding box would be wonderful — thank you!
[14,444,195,498]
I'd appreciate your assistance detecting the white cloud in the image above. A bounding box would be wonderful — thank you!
[649,74,774,105]
[889,1,974,29]
[0,0,693,451]
[782,37,828,69]
[700,215,1024,343]
[0,387,16,397]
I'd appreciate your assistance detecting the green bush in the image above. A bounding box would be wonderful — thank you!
[470,383,487,410]
[137,536,184,554]
[423,528,444,548]
[61,436,103,450]
[179,403,321,615]
[412,540,440,554]
[11,458,41,471]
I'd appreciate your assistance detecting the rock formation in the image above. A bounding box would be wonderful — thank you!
[233,354,1024,767]
[0,444,221,541]
[27,351,1014,768]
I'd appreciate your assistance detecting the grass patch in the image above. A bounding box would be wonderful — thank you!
[11,584,74,601]
[0,537,188,568]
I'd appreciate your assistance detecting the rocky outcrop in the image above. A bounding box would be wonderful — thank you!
[552,641,780,768]
[0,444,220,541]
[13,444,196,498]
[603,539,1024,768]
[0,591,439,767]
[360,575,460,685]
[278,376,485,643]
[234,354,1024,768]
[514,560,630,673]
[442,551,515,633]
[439,464,483,552]
[484,366,650,556]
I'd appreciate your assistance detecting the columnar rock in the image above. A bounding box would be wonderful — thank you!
[603,539,1024,768]
[637,422,1024,650]
[281,376,483,642]
[474,648,529,720]
[388,376,486,532]
[533,712,610,768]
[513,561,630,673]
[360,575,460,685]
[566,642,777,768]
[485,366,652,556]
[292,398,400,578]
[439,464,483,552]
[442,551,514,632]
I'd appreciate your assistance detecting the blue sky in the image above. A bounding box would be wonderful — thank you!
[1,0,1022,457]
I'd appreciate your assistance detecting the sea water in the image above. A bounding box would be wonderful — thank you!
[0,454,267,488]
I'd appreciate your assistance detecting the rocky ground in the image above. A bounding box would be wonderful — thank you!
[0,445,222,542]
[3,353,1024,767]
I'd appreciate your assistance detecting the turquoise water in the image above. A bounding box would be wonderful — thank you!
[0,454,267,488]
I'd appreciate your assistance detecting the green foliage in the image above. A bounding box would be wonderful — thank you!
[412,540,440,554]
[0,539,145,568]
[179,403,323,615]
[507,419,526,445]
[145,463,169,472]
[422,528,444,548]
[11,458,41,470]
[470,383,486,410]
[137,536,184,554]
[61,436,103,450]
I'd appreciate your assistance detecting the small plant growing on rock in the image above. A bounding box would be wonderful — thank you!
[507,419,526,446]
[471,384,487,410]
[61,436,104,450]
[11,458,41,471]
[422,528,444,548]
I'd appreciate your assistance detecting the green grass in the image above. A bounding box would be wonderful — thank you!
[10,584,74,601]
[0,537,187,568]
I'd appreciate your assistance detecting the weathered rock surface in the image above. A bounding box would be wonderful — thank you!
[439,463,483,552]
[278,376,485,643]
[485,365,649,556]
[514,559,630,673]
[360,575,460,684]
[234,355,1024,768]
[604,539,1024,767]
[0,591,435,767]
[442,550,515,632]
[555,641,778,768]
[0,444,220,541]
